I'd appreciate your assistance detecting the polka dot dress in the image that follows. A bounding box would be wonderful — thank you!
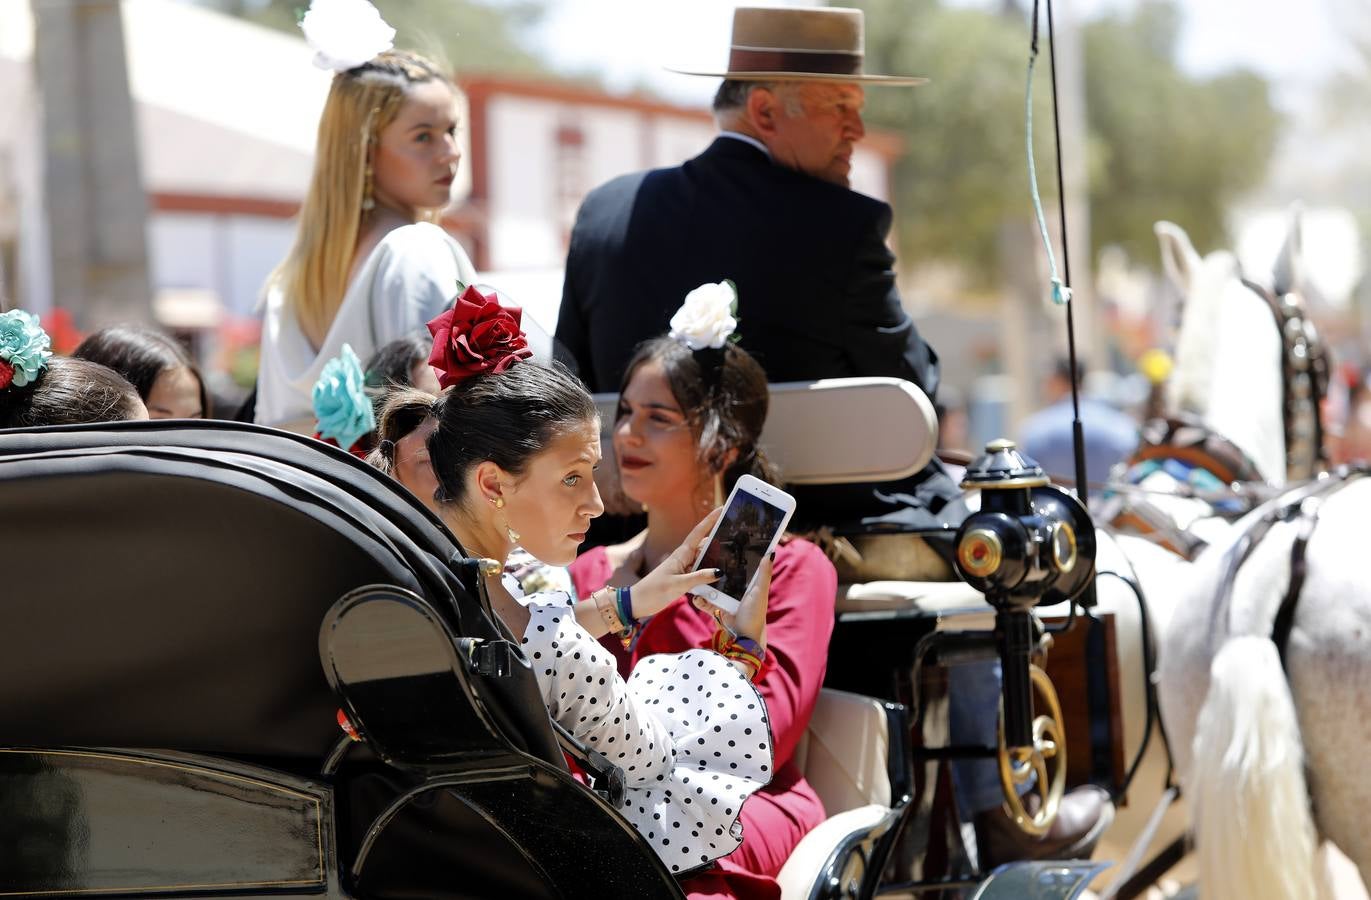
[520,597,774,874]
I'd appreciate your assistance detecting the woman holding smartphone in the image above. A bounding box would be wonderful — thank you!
[385,289,778,876]
[569,284,839,899]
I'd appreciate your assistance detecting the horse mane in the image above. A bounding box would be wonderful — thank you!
[1155,220,1288,485]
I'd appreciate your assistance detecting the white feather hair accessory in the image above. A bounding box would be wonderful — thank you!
[300,0,396,73]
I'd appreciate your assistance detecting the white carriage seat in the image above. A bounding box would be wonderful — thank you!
[776,688,899,900]
[593,376,938,486]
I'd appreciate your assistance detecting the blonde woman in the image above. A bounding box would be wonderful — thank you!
[255,0,476,430]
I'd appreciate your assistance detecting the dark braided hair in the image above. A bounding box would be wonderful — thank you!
[427,362,598,507]
[0,357,145,428]
[367,387,437,478]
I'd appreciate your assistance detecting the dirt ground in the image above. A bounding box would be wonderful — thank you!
[1084,843,1367,899]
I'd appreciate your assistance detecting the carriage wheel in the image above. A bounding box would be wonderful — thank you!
[996,664,1067,837]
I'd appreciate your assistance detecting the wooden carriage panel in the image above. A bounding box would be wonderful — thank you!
[1041,612,1126,799]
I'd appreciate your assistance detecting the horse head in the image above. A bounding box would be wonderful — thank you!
[1151,216,1327,486]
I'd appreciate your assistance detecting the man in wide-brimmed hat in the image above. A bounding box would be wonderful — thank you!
[558,5,932,394]
[558,6,957,527]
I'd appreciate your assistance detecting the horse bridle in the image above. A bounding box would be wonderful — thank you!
[1239,278,1331,481]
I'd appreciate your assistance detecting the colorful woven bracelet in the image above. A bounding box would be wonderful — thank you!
[722,647,764,681]
[732,635,765,659]
[615,586,636,627]
[710,629,769,681]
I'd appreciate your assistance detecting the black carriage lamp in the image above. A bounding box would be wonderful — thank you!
[954,438,1096,834]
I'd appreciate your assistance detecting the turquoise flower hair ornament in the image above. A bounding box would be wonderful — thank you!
[0,309,54,390]
[312,343,376,453]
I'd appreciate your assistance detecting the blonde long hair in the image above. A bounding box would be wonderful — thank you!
[270,50,448,347]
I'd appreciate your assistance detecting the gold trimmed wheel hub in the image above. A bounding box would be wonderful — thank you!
[996,664,1067,837]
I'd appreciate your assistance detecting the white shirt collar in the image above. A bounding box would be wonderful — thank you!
[718,131,772,160]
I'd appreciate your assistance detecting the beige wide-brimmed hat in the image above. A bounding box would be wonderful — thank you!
[668,6,927,86]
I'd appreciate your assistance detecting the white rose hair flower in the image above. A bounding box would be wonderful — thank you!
[668,280,739,351]
[300,0,396,73]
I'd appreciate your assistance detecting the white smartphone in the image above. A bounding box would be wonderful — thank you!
[690,474,797,614]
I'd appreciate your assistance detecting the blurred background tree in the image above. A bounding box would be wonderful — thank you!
[847,0,1281,278]
[1319,0,1371,238]
[1083,1,1280,265]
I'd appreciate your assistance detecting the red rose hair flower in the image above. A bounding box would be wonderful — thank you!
[426,284,533,389]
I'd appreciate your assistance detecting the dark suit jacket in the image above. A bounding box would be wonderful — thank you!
[557,136,939,397]
[558,136,957,529]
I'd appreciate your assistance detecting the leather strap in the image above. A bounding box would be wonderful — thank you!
[1270,505,1320,673]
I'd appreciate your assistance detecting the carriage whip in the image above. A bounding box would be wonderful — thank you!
[1026,0,1090,508]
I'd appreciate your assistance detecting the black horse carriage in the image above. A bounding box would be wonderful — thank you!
[0,378,1105,899]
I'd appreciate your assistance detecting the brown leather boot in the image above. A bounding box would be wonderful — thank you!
[974,785,1115,871]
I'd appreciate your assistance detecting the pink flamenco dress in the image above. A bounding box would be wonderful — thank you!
[570,537,838,900]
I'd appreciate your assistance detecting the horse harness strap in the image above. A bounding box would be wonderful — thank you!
[1270,505,1320,673]
[1268,467,1370,670]
[1210,471,1364,662]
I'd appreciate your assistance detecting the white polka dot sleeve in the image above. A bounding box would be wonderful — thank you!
[522,598,675,786]
[519,596,774,874]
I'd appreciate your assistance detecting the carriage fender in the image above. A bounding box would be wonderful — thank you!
[970,860,1112,899]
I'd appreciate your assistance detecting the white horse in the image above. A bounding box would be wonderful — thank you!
[1117,214,1368,899]
[1098,219,1296,556]
[1087,213,1336,897]
[1157,472,1371,900]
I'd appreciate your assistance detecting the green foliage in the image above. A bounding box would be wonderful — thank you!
[1083,2,1280,264]
[856,0,1052,281]
[199,0,551,76]
[845,0,1281,276]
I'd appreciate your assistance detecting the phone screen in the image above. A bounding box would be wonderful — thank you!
[697,488,788,603]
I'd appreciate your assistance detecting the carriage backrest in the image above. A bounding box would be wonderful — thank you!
[594,377,938,486]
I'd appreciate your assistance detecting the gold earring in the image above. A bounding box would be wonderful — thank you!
[506,524,521,544]
[493,497,505,509]
[361,164,375,212]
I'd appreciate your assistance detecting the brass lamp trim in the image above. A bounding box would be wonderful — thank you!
[958,528,1004,577]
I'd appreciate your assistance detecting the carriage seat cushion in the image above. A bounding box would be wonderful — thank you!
[837,580,990,615]
[830,531,957,584]
[790,688,892,814]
